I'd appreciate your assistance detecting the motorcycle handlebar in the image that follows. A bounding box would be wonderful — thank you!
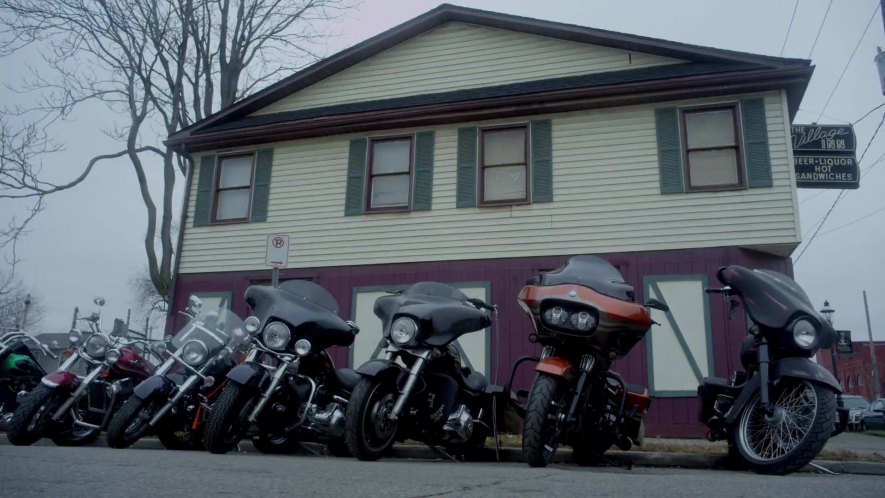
[704,286,732,295]
[466,297,496,313]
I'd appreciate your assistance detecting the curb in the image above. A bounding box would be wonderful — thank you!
[3,436,884,475]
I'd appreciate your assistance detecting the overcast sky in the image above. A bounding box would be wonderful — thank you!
[1,0,883,343]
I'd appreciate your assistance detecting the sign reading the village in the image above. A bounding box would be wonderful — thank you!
[791,125,856,152]
[791,124,859,189]
[836,330,852,355]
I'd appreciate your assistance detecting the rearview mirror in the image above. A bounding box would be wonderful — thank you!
[93,297,106,307]
[644,299,670,312]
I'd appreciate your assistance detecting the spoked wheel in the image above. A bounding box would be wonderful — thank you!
[345,378,399,461]
[203,383,258,454]
[732,379,835,475]
[107,396,163,449]
[522,374,567,468]
[6,385,62,446]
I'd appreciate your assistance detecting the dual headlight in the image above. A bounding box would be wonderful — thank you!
[542,306,597,333]
[181,340,209,366]
[791,318,819,350]
[106,349,121,365]
[390,317,418,345]
[84,334,109,359]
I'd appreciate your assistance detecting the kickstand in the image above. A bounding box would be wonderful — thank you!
[297,442,320,456]
[807,462,839,475]
[596,453,632,471]
[426,443,460,463]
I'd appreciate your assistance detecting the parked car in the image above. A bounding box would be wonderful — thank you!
[841,395,870,431]
[859,399,885,431]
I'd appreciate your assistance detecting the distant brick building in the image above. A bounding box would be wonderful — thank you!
[818,341,885,401]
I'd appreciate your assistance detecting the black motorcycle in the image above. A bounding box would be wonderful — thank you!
[345,282,522,461]
[106,297,248,449]
[0,329,56,431]
[202,280,360,455]
[699,266,840,475]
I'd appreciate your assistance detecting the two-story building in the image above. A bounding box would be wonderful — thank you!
[166,4,812,436]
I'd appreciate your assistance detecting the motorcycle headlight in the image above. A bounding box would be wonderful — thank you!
[181,340,208,366]
[390,317,418,345]
[84,334,109,358]
[68,329,82,344]
[106,349,121,364]
[792,318,819,350]
[244,316,261,334]
[294,339,312,356]
[543,306,569,326]
[569,311,597,332]
[262,322,290,351]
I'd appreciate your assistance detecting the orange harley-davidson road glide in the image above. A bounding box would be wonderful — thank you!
[517,255,669,467]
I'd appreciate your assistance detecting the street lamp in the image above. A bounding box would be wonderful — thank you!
[819,300,839,385]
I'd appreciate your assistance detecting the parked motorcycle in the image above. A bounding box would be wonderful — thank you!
[698,266,839,475]
[202,280,360,455]
[346,282,523,461]
[0,328,57,431]
[517,255,665,467]
[106,297,248,449]
[6,298,153,446]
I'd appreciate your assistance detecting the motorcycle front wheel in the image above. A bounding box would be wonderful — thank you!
[522,373,567,468]
[732,379,835,475]
[345,377,399,461]
[107,396,162,449]
[203,382,257,454]
[6,385,62,446]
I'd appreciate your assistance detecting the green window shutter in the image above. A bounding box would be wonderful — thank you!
[531,119,553,203]
[655,107,685,194]
[412,131,435,211]
[456,127,478,208]
[740,98,773,188]
[345,138,368,216]
[250,148,273,222]
[193,155,216,227]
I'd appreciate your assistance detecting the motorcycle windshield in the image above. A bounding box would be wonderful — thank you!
[403,281,468,302]
[540,255,635,302]
[171,307,246,356]
[719,266,824,329]
[278,280,340,314]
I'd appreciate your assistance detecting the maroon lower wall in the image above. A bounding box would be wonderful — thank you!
[170,246,792,437]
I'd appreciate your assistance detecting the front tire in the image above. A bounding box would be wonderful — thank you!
[522,374,567,468]
[6,385,62,446]
[345,377,399,461]
[107,396,159,449]
[732,379,835,475]
[203,383,257,454]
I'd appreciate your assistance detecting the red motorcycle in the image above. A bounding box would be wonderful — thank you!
[6,303,153,446]
[517,255,668,467]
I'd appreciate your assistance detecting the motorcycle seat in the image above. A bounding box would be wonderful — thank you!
[334,368,361,391]
[463,370,488,393]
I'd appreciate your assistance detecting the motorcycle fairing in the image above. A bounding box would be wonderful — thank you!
[536,255,635,302]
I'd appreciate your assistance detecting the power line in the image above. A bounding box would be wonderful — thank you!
[808,0,834,58]
[853,102,885,125]
[781,0,801,56]
[816,3,881,122]
[819,205,885,236]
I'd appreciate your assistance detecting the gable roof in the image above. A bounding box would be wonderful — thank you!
[167,3,811,152]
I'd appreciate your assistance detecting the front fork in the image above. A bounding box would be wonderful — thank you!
[248,357,297,423]
[388,350,430,422]
[51,362,106,422]
[756,336,774,418]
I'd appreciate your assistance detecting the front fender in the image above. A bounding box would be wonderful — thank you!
[133,376,173,400]
[226,362,269,388]
[355,359,405,379]
[41,370,80,390]
[771,357,842,393]
[535,357,575,380]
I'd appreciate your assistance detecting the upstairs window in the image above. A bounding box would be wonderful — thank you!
[681,105,744,191]
[367,137,413,211]
[480,126,528,204]
[214,154,255,221]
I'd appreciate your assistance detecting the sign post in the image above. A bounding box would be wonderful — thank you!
[791,124,859,189]
[265,234,290,288]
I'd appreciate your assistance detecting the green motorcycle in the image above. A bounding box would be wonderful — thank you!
[0,329,57,431]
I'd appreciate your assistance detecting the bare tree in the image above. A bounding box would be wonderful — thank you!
[0,0,350,301]
[0,273,45,330]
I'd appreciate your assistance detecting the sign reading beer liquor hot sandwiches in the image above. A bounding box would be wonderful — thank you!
[791,124,859,189]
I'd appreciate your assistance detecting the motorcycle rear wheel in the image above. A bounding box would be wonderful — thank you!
[6,385,64,446]
[732,379,835,475]
[522,374,566,468]
[345,377,399,461]
[203,382,256,454]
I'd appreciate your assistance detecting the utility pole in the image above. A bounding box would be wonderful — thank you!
[864,291,881,399]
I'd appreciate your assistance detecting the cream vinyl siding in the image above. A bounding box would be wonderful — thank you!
[255,22,684,115]
[179,91,797,273]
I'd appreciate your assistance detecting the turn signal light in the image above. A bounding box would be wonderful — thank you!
[100,370,110,378]
[63,350,73,358]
